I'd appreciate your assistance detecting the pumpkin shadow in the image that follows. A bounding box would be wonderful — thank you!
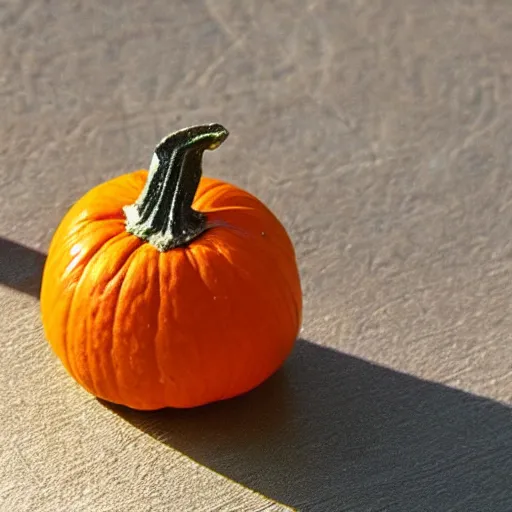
[0,237,46,298]
[102,339,512,511]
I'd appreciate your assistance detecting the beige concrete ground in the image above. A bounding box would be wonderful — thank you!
[1,1,511,511]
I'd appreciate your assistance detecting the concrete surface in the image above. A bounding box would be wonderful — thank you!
[1,1,511,511]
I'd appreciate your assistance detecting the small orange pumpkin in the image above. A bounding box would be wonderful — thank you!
[41,124,302,410]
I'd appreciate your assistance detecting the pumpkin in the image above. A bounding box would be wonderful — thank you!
[40,123,302,410]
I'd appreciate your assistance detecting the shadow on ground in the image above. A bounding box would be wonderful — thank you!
[103,339,512,512]
[0,237,46,298]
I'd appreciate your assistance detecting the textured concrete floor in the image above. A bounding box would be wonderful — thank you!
[1,1,512,511]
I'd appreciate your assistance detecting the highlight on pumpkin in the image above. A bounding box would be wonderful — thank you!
[40,123,302,410]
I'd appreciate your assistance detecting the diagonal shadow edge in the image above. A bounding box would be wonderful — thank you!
[102,339,512,512]
[0,237,46,298]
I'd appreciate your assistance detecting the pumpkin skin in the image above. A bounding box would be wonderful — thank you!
[40,124,302,410]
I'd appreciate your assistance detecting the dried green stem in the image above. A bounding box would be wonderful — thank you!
[123,123,229,251]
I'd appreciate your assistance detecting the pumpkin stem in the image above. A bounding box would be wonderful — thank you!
[123,123,229,251]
